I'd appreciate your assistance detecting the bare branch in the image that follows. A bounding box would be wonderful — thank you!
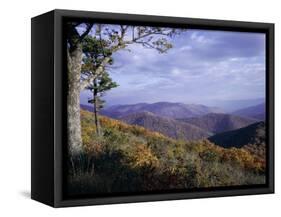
[80,25,181,91]
[80,23,94,41]
[132,26,135,41]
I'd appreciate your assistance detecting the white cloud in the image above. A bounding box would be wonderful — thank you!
[179,45,192,51]
[82,28,266,105]
[190,32,215,44]
[171,68,182,76]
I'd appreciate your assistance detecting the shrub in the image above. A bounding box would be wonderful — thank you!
[67,109,267,196]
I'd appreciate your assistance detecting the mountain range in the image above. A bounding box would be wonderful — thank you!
[232,102,265,120]
[81,101,264,144]
[178,113,258,134]
[120,111,211,140]
[206,98,265,112]
[100,102,224,119]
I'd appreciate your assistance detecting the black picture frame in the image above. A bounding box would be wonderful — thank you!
[31,9,274,207]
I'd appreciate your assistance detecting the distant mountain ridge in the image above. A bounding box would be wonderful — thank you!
[232,103,265,120]
[99,102,224,119]
[81,104,94,112]
[178,113,258,134]
[81,102,261,142]
[208,121,265,148]
[119,111,212,140]
[207,98,265,112]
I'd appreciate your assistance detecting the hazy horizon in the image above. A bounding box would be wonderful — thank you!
[80,96,265,107]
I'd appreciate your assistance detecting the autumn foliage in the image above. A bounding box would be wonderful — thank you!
[67,109,266,196]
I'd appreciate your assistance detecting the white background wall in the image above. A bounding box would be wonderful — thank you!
[0,0,279,215]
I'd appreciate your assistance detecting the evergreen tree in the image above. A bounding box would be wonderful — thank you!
[87,72,118,136]
[67,23,181,154]
[81,35,118,136]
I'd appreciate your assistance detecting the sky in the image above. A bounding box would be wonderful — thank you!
[80,25,266,108]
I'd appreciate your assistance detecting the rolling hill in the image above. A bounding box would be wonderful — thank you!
[208,121,265,148]
[99,102,224,119]
[70,109,266,196]
[178,113,258,134]
[232,103,265,120]
[119,111,212,140]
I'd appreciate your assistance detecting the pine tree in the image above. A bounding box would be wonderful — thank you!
[67,23,181,153]
[87,72,118,136]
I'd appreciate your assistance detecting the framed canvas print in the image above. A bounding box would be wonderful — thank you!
[31,9,274,207]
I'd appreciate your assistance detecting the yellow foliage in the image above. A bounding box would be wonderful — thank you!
[79,108,266,187]
[129,143,159,169]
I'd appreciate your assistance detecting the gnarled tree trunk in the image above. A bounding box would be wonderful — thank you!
[67,45,83,155]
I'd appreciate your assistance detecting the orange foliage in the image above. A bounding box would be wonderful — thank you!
[128,143,159,169]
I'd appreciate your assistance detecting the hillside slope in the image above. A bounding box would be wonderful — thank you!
[68,109,267,196]
[208,121,265,148]
[120,111,211,140]
[67,109,266,196]
[178,113,258,134]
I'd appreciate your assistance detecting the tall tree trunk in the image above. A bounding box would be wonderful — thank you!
[93,80,101,136]
[67,45,83,155]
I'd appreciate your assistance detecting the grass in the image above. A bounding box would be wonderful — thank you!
[66,109,266,196]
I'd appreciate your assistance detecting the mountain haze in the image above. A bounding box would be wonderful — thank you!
[100,102,224,119]
[80,104,94,112]
[120,111,211,140]
[232,103,265,120]
[178,113,258,134]
[206,98,265,112]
